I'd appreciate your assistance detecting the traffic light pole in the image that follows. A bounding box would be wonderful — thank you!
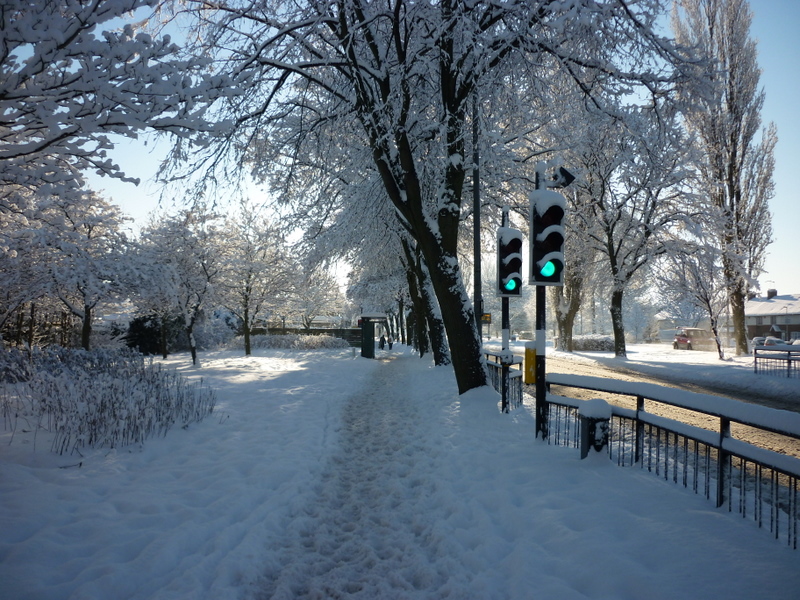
[500,206,510,413]
[535,284,547,437]
[529,161,572,434]
[501,295,510,413]
[533,168,548,438]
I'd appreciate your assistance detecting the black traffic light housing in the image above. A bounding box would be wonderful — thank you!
[497,227,523,296]
[530,189,566,285]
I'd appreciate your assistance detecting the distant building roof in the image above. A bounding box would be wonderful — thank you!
[745,293,800,317]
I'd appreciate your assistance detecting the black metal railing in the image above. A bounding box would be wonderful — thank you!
[543,374,800,549]
[754,346,800,379]
[484,351,523,412]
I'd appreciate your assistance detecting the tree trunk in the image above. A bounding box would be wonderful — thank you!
[419,244,487,394]
[188,327,198,365]
[243,306,252,356]
[722,252,749,355]
[416,254,451,367]
[402,239,429,357]
[710,314,725,360]
[729,285,749,355]
[81,304,92,351]
[609,288,627,357]
[14,306,24,347]
[398,298,406,345]
[186,311,199,366]
[27,303,36,348]
[160,317,168,360]
[551,278,582,352]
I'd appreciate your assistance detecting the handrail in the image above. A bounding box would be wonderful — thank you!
[543,373,800,548]
[753,346,800,378]
[547,373,800,441]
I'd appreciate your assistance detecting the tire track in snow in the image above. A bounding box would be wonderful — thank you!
[255,356,472,599]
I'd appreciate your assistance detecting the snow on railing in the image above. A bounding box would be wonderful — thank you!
[543,374,800,549]
[753,346,800,379]
[483,351,523,412]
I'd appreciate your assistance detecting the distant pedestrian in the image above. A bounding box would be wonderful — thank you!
[379,334,386,350]
[388,335,394,349]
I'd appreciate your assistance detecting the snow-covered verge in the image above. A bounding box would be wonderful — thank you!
[517,339,800,401]
[1,346,799,599]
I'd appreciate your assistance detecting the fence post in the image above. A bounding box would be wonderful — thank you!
[580,398,612,459]
[717,417,731,508]
[635,395,645,464]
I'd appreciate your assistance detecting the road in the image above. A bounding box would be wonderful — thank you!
[530,354,800,459]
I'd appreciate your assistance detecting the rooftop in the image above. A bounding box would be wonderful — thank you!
[744,293,800,316]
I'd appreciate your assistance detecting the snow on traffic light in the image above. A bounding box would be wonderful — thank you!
[529,189,565,286]
[497,226,523,297]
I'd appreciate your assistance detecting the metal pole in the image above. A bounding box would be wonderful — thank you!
[500,206,510,412]
[535,286,547,436]
[534,167,548,438]
[502,295,509,413]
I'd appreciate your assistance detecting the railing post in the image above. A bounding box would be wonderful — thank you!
[753,349,758,375]
[580,398,611,459]
[717,417,731,508]
[635,395,645,464]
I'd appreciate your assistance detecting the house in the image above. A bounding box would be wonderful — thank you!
[744,289,800,342]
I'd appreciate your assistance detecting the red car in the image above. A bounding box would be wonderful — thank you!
[673,328,714,351]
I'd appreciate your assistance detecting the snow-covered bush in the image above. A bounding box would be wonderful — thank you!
[1,347,215,455]
[226,334,350,351]
[194,314,238,350]
[571,335,616,352]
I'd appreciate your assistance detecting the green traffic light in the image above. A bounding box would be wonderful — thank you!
[540,261,556,278]
[504,279,518,291]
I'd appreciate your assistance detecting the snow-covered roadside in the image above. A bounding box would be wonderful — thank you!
[0,349,380,600]
[505,340,800,401]
[1,346,799,600]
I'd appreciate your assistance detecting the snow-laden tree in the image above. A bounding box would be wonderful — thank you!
[548,185,603,352]
[0,196,51,337]
[569,107,693,357]
[217,203,294,355]
[139,208,223,365]
[655,240,728,359]
[25,191,131,350]
[672,0,776,355]
[127,247,180,358]
[0,0,231,216]
[290,265,345,330]
[169,0,691,393]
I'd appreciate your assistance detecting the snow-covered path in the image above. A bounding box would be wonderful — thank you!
[257,355,474,598]
[3,347,799,600]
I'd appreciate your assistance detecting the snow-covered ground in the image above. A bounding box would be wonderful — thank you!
[542,340,800,401]
[2,344,799,599]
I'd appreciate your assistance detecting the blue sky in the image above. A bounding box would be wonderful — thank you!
[749,0,800,294]
[88,0,800,295]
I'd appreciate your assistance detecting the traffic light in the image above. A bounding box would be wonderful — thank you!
[497,226,523,296]
[530,189,566,285]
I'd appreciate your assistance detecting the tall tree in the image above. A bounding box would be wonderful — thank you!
[673,0,776,355]
[34,192,130,350]
[218,204,293,355]
[171,0,690,393]
[569,108,692,357]
[140,208,223,365]
[656,240,728,359]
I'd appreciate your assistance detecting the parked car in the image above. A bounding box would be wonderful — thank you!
[751,336,766,354]
[764,336,786,346]
[673,328,714,350]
